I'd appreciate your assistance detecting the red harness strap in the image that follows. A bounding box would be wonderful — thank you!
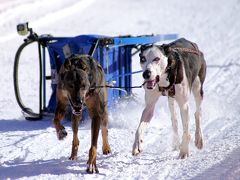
[171,47,202,56]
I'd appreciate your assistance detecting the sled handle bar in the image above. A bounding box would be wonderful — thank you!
[13,39,43,120]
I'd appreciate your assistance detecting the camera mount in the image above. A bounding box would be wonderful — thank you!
[16,22,38,41]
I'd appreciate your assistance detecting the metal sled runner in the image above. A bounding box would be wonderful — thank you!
[13,23,178,120]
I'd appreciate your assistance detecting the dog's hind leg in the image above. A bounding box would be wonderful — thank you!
[69,114,81,160]
[132,90,160,156]
[168,97,180,150]
[53,99,68,140]
[192,76,204,149]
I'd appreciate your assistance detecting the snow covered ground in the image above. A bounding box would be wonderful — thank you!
[0,0,240,179]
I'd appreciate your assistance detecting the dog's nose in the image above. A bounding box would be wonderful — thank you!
[76,97,82,105]
[143,69,151,79]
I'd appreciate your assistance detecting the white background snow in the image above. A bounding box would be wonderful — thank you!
[0,0,240,179]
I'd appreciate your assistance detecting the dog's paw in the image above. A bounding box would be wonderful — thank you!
[57,128,67,140]
[102,145,111,155]
[178,150,189,159]
[132,148,141,156]
[132,141,143,156]
[86,163,99,174]
[69,155,77,160]
[195,132,203,149]
[87,146,98,173]
[178,134,190,159]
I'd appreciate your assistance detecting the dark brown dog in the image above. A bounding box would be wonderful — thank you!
[53,54,111,173]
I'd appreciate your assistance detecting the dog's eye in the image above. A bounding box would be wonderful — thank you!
[140,57,146,63]
[153,57,160,62]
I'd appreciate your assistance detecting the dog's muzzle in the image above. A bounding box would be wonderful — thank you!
[68,97,83,116]
[144,75,160,89]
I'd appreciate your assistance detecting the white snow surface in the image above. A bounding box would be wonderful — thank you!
[1,0,240,179]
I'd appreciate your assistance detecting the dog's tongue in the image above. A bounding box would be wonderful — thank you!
[145,76,160,89]
[146,80,156,89]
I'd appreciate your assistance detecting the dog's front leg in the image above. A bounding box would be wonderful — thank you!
[53,101,67,140]
[87,115,101,173]
[168,97,180,150]
[101,113,111,155]
[69,114,81,160]
[132,91,160,156]
[176,96,191,159]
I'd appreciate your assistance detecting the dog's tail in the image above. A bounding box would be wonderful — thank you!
[198,53,207,97]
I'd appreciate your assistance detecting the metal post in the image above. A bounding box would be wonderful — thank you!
[89,39,99,56]
[38,42,43,116]
[105,47,109,78]
[42,46,46,111]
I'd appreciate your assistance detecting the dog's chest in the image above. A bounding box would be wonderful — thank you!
[158,85,175,97]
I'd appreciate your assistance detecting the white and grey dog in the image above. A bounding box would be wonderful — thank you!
[132,38,207,158]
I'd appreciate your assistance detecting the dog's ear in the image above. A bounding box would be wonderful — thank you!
[167,54,177,72]
[139,44,152,58]
[140,45,147,52]
[63,58,71,71]
[174,52,183,84]
[140,44,153,53]
[166,51,183,84]
[159,44,171,56]
[165,53,178,87]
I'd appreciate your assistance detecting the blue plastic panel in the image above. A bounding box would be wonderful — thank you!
[112,34,178,46]
[44,34,178,112]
